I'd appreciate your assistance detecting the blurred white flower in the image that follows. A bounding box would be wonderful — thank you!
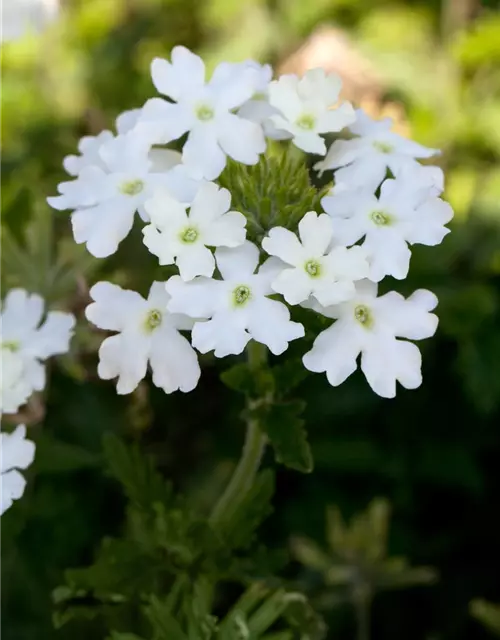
[1,0,59,43]
[268,68,355,155]
[1,349,32,415]
[262,211,369,306]
[143,181,246,280]
[138,46,266,180]
[1,289,75,409]
[315,109,439,190]
[303,281,438,398]
[166,242,304,357]
[86,281,200,395]
[321,177,453,281]
[1,425,36,515]
[48,133,199,258]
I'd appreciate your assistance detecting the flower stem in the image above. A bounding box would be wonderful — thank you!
[210,341,268,529]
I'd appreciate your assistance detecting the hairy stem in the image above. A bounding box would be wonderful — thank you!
[210,341,268,528]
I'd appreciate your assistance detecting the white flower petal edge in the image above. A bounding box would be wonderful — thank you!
[321,177,453,282]
[1,289,75,410]
[303,280,438,398]
[1,424,36,515]
[166,241,304,357]
[86,281,200,395]
[262,211,369,306]
[142,181,246,280]
[268,68,355,155]
[137,46,267,180]
[314,108,440,190]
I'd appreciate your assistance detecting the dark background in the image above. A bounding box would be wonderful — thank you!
[2,0,500,638]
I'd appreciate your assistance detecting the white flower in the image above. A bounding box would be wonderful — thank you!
[315,108,440,190]
[1,349,32,415]
[48,132,199,258]
[223,60,289,140]
[137,46,266,180]
[303,281,438,398]
[267,68,355,155]
[262,211,369,306]
[1,289,75,403]
[166,242,304,357]
[1,424,36,515]
[86,281,200,395]
[321,177,453,281]
[143,181,246,280]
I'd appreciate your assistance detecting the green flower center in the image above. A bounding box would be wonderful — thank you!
[120,179,144,196]
[304,259,322,278]
[232,285,251,307]
[354,304,373,328]
[2,340,20,352]
[370,210,391,226]
[252,91,266,101]
[296,114,316,130]
[373,141,393,154]
[196,104,215,121]
[144,309,162,332]
[179,226,199,244]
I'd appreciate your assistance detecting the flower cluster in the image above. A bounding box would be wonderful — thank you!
[1,289,75,514]
[49,46,453,400]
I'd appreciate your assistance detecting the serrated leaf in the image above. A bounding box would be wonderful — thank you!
[220,363,275,398]
[257,401,313,473]
[102,434,172,510]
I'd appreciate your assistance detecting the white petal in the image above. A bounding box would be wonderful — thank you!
[1,289,44,342]
[166,276,220,318]
[176,244,215,281]
[271,268,313,305]
[268,75,302,121]
[97,333,149,395]
[202,212,247,248]
[316,102,356,134]
[334,157,388,191]
[215,242,260,280]
[192,314,251,357]
[364,229,411,281]
[377,290,438,340]
[212,66,259,110]
[246,298,304,355]
[24,312,75,359]
[291,132,326,155]
[361,337,422,398]
[314,138,367,173]
[86,282,146,332]
[313,280,356,307]
[189,182,230,224]
[144,186,188,229]
[182,125,226,181]
[150,326,200,393]
[404,198,453,246]
[23,358,46,392]
[325,245,370,281]
[1,424,35,473]
[116,108,142,134]
[217,114,266,165]
[262,227,304,266]
[1,469,27,515]
[142,225,175,265]
[303,320,361,386]
[298,212,333,255]
[151,48,205,100]
[148,148,182,172]
[139,98,193,144]
[71,200,137,258]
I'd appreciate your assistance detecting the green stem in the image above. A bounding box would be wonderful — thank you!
[210,342,268,528]
[354,585,371,640]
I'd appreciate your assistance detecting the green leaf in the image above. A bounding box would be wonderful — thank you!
[256,401,313,473]
[220,362,275,398]
[144,595,188,640]
[102,434,172,510]
[107,632,146,640]
[35,433,100,473]
[271,359,310,395]
[222,470,275,550]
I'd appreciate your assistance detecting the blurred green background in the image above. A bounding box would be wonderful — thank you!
[2,0,500,638]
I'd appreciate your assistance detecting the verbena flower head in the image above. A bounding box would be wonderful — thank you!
[51,45,453,399]
[86,281,200,394]
[143,181,247,280]
[48,132,199,257]
[268,68,355,155]
[315,108,439,189]
[166,242,305,358]
[1,424,36,515]
[138,46,267,180]
[303,281,438,398]
[262,211,369,306]
[1,289,75,410]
